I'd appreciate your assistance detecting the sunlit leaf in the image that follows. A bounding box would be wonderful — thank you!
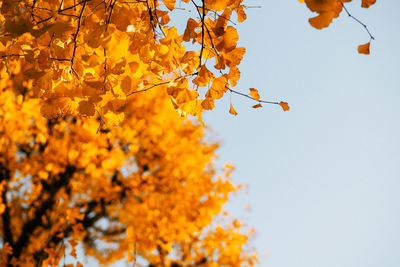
[278,101,290,111]
[229,102,238,116]
[358,42,370,55]
[362,0,376,8]
[249,88,260,101]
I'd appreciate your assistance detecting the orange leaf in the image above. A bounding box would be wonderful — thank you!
[249,88,260,101]
[201,98,215,110]
[308,11,335,29]
[237,5,247,22]
[41,100,60,119]
[193,66,214,87]
[183,18,198,42]
[361,0,376,8]
[0,204,5,215]
[358,42,370,55]
[229,102,238,116]
[222,26,239,52]
[205,76,228,100]
[78,101,95,116]
[228,66,240,87]
[163,0,176,11]
[278,101,290,111]
[252,103,262,109]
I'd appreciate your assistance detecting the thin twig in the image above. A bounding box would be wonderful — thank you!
[127,72,198,96]
[227,87,278,105]
[341,3,375,40]
[199,0,206,69]
[70,0,87,77]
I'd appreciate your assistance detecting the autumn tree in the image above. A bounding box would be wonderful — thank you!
[0,0,376,266]
[0,88,258,266]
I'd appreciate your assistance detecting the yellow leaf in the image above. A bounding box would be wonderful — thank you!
[174,88,197,104]
[278,101,290,111]
[358,42,370,55]
[249,88,260,101]
[181,99,203,116]
[252,103,262,109]
[229,103,238,116]
[0,204,5,215]
[104,111,125,126]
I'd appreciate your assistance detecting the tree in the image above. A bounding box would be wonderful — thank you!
[0,88,257,266]
[0,0,376,266]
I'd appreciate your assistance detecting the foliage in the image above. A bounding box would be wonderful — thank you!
[0,88,257,266]
[0,0,376,266]
[0,0,282,124]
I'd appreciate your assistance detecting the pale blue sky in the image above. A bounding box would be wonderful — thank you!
[203,1,400,266]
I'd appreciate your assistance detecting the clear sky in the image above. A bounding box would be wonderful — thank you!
[202,1,400,267]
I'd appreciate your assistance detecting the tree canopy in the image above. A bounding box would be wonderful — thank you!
[0,0,376,266]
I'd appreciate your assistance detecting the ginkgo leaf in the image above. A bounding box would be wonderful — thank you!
[222,27,239,52]
[361,0,376,8]
[304,0,339,13]
[252,103,262,109]
[249,88,260,101]
[41,100,60,119]
[229,102,238,116]
[236,5,247,22]
[278,101,290,111]
[358,42,370,55]
[163,0,177,11]
[205,0,228,11]
[193,66,214,87]
[309,11,335,29]
[201,98,215,110]
[228,66,240,87]
[104,111,125,126]
[78,100,95,116]
[205,76,228,100]
[225,47,246,67]
[183,18,198,42]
